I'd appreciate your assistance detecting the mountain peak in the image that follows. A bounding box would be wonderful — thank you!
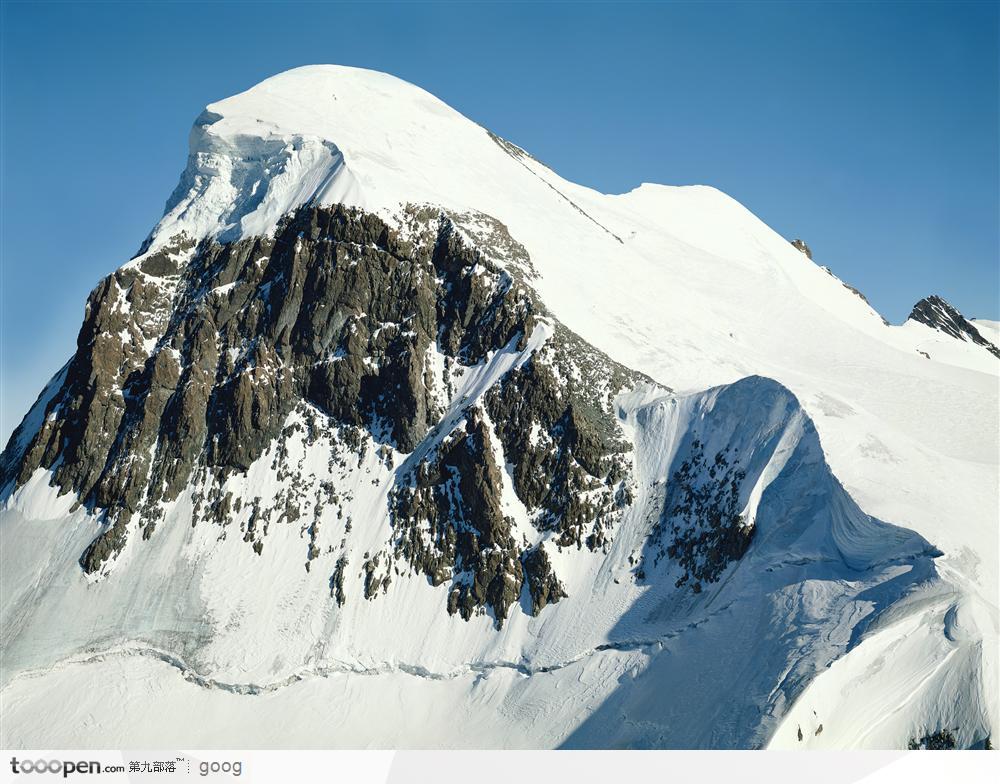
[203,64,463,138]
[1,64,996,751]
[908,294,1000,358]
[145,65,806,278]
[147,65,484,250]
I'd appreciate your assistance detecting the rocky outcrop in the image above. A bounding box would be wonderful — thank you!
[392,411,524,625]
[0,201,652,626]
[522,544,566,615]
[908,295,1000,358]
[639,439,753,593]
[484,329,637,551]
[1,204,538,573]
[388,322,644,624]
[790,239,812,259]
[908,729,957,750]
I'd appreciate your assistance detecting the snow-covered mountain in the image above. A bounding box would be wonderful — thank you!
[1,65,996,750]
[906,295,1000,359]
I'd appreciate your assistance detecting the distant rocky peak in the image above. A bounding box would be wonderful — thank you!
[908,295,1000,358]
[790,239,812,259]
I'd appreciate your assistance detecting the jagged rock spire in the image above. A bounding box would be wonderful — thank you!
[908,295,1000,358]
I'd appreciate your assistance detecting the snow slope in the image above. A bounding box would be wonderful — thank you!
[972,318,1000,347]
[2,377,968,748]
[1,65,996,749]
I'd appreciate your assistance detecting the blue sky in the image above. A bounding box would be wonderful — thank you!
[1,0,997,442]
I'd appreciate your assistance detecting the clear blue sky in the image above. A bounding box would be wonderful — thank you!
[2,1,997,442]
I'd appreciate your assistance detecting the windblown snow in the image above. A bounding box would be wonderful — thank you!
[1,65,996,750]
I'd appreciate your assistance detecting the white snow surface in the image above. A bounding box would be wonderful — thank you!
[2,65,997,749]
[972,318,1000,347]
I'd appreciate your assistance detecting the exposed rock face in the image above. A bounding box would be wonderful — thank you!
[484,326,638,551]
[330,556,348,606]
[790,239,812,259]
[0,202,652,625]
[388,323,643,624]
[639,438,753,593]
[392,411,525,625]
[0,195,782,628]
[521,544,567,615]
[2,205,537,570]
[908,729,958,750]
[908,295,1000,358]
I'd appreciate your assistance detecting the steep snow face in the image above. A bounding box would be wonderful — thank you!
[155,112,363,246]
[147,66,898,343]
[2,65,997,749]
[147,65,520,248]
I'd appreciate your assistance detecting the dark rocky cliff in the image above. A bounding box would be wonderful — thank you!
[908,295,1000,358]
[0,204,651,625]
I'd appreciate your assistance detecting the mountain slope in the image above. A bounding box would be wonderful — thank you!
[1,65,996,749]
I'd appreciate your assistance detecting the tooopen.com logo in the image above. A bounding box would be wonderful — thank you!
[9,758,124,777]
